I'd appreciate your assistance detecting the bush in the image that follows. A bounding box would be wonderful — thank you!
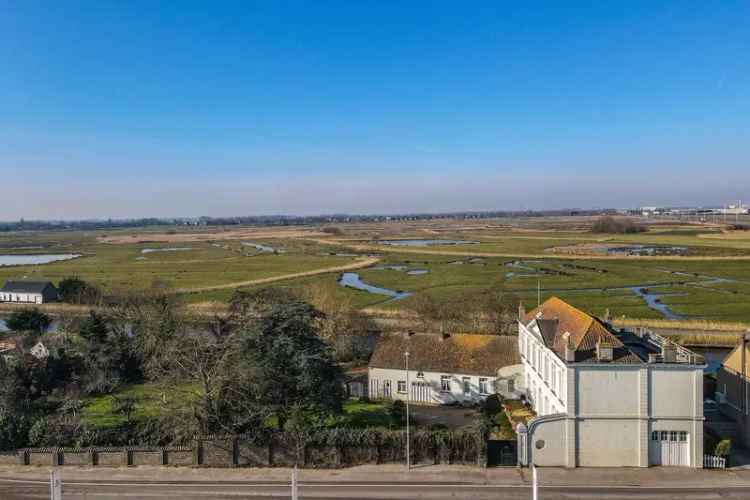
[715,439,732,457]
[482,394,504,416]
[321,226,344,236]
[387,400,405,426]
[58,277,102,305]
[591,216,646,234]
[5,308,50,333]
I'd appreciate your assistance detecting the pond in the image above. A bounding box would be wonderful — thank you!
[372,265,430,275]
[377,239,479,247]
[338,272,412,300]
[141,247,192,254]
[0,254,81,266]
[242,242,285,253]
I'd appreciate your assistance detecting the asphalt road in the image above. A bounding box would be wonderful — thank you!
[3,479,750,500]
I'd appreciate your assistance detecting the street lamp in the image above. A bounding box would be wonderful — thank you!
[405,350,410,471]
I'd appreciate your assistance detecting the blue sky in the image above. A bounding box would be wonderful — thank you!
[1,1,748,219]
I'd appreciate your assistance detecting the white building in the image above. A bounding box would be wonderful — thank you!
[368,332,523,405]
[0,281,59,304]
[517,297,705,468]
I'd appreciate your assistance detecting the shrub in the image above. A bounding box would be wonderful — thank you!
[387,400,405,426]
[591,216,646,234]
[715,439,732,457]
[58,277,102,305]
[321,226,344,236]
[5,309,50,333]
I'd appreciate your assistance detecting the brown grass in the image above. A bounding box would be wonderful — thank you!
[98,227,329,244]
[663,333,739,348]
[612,318,749,332]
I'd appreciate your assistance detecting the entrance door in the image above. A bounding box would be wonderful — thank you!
[383,380,392,399]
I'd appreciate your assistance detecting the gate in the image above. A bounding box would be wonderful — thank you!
[487,439,517,467]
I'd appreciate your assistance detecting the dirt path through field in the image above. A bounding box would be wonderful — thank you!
[175,256,381,293]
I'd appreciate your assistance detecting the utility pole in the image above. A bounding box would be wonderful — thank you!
[405,350,411,471]
[50,469,62,500]
[291,466,299,500]
[537,279,541,308]
[532,464,539,500]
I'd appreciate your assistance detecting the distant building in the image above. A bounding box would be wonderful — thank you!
[0,280,59,304]
[518,297,704,468]
[368,332,523,405]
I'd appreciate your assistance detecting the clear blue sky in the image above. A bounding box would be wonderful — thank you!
[2,1,748,219]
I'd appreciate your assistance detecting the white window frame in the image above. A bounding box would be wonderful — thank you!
[479,378,489,395]
[440,375,451,393]
[462,377,471,395]
[397,381,406,394]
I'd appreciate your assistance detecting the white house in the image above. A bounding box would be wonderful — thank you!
[517,297,705,468]
[0,281,59,304]
[368,331,523,405]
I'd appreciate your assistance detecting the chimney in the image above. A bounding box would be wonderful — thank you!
[518,301,526,321]
[440,332,451,342]
[596,339,614,362]
[661,341,677,363]
[603,308,611,323]
[563,332,576,362]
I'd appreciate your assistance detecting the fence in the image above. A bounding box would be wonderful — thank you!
[0,431,487,469]
[703,454,727,469]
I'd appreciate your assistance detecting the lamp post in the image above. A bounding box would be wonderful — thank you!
[405,350,410,471]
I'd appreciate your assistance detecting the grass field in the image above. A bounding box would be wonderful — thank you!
[4,219,750,323]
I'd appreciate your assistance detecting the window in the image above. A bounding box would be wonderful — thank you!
[397,381,406,394]
[651,431,659,441]
[679,432,687,442]
[479,378,489,395]
[660,431,668,441]
[670,431,678,442]
[507,378,515,393]
[441,375,451,392]
[463,377,471,395]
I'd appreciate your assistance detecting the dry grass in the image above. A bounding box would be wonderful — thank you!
[98,227,329,244]
[612,318,749,332]
[664,333,740,348]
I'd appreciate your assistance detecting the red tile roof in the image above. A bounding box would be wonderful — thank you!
[524,297,642,364]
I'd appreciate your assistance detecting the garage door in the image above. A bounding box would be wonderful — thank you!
[649,431,690,466]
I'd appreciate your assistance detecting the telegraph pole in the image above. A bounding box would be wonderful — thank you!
[404,350,411,471]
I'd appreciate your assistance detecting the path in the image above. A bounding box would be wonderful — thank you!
[175,256,381,293]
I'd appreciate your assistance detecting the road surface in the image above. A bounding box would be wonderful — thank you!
[2,478,750,499]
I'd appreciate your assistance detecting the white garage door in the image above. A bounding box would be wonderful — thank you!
[649,431,690,466]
